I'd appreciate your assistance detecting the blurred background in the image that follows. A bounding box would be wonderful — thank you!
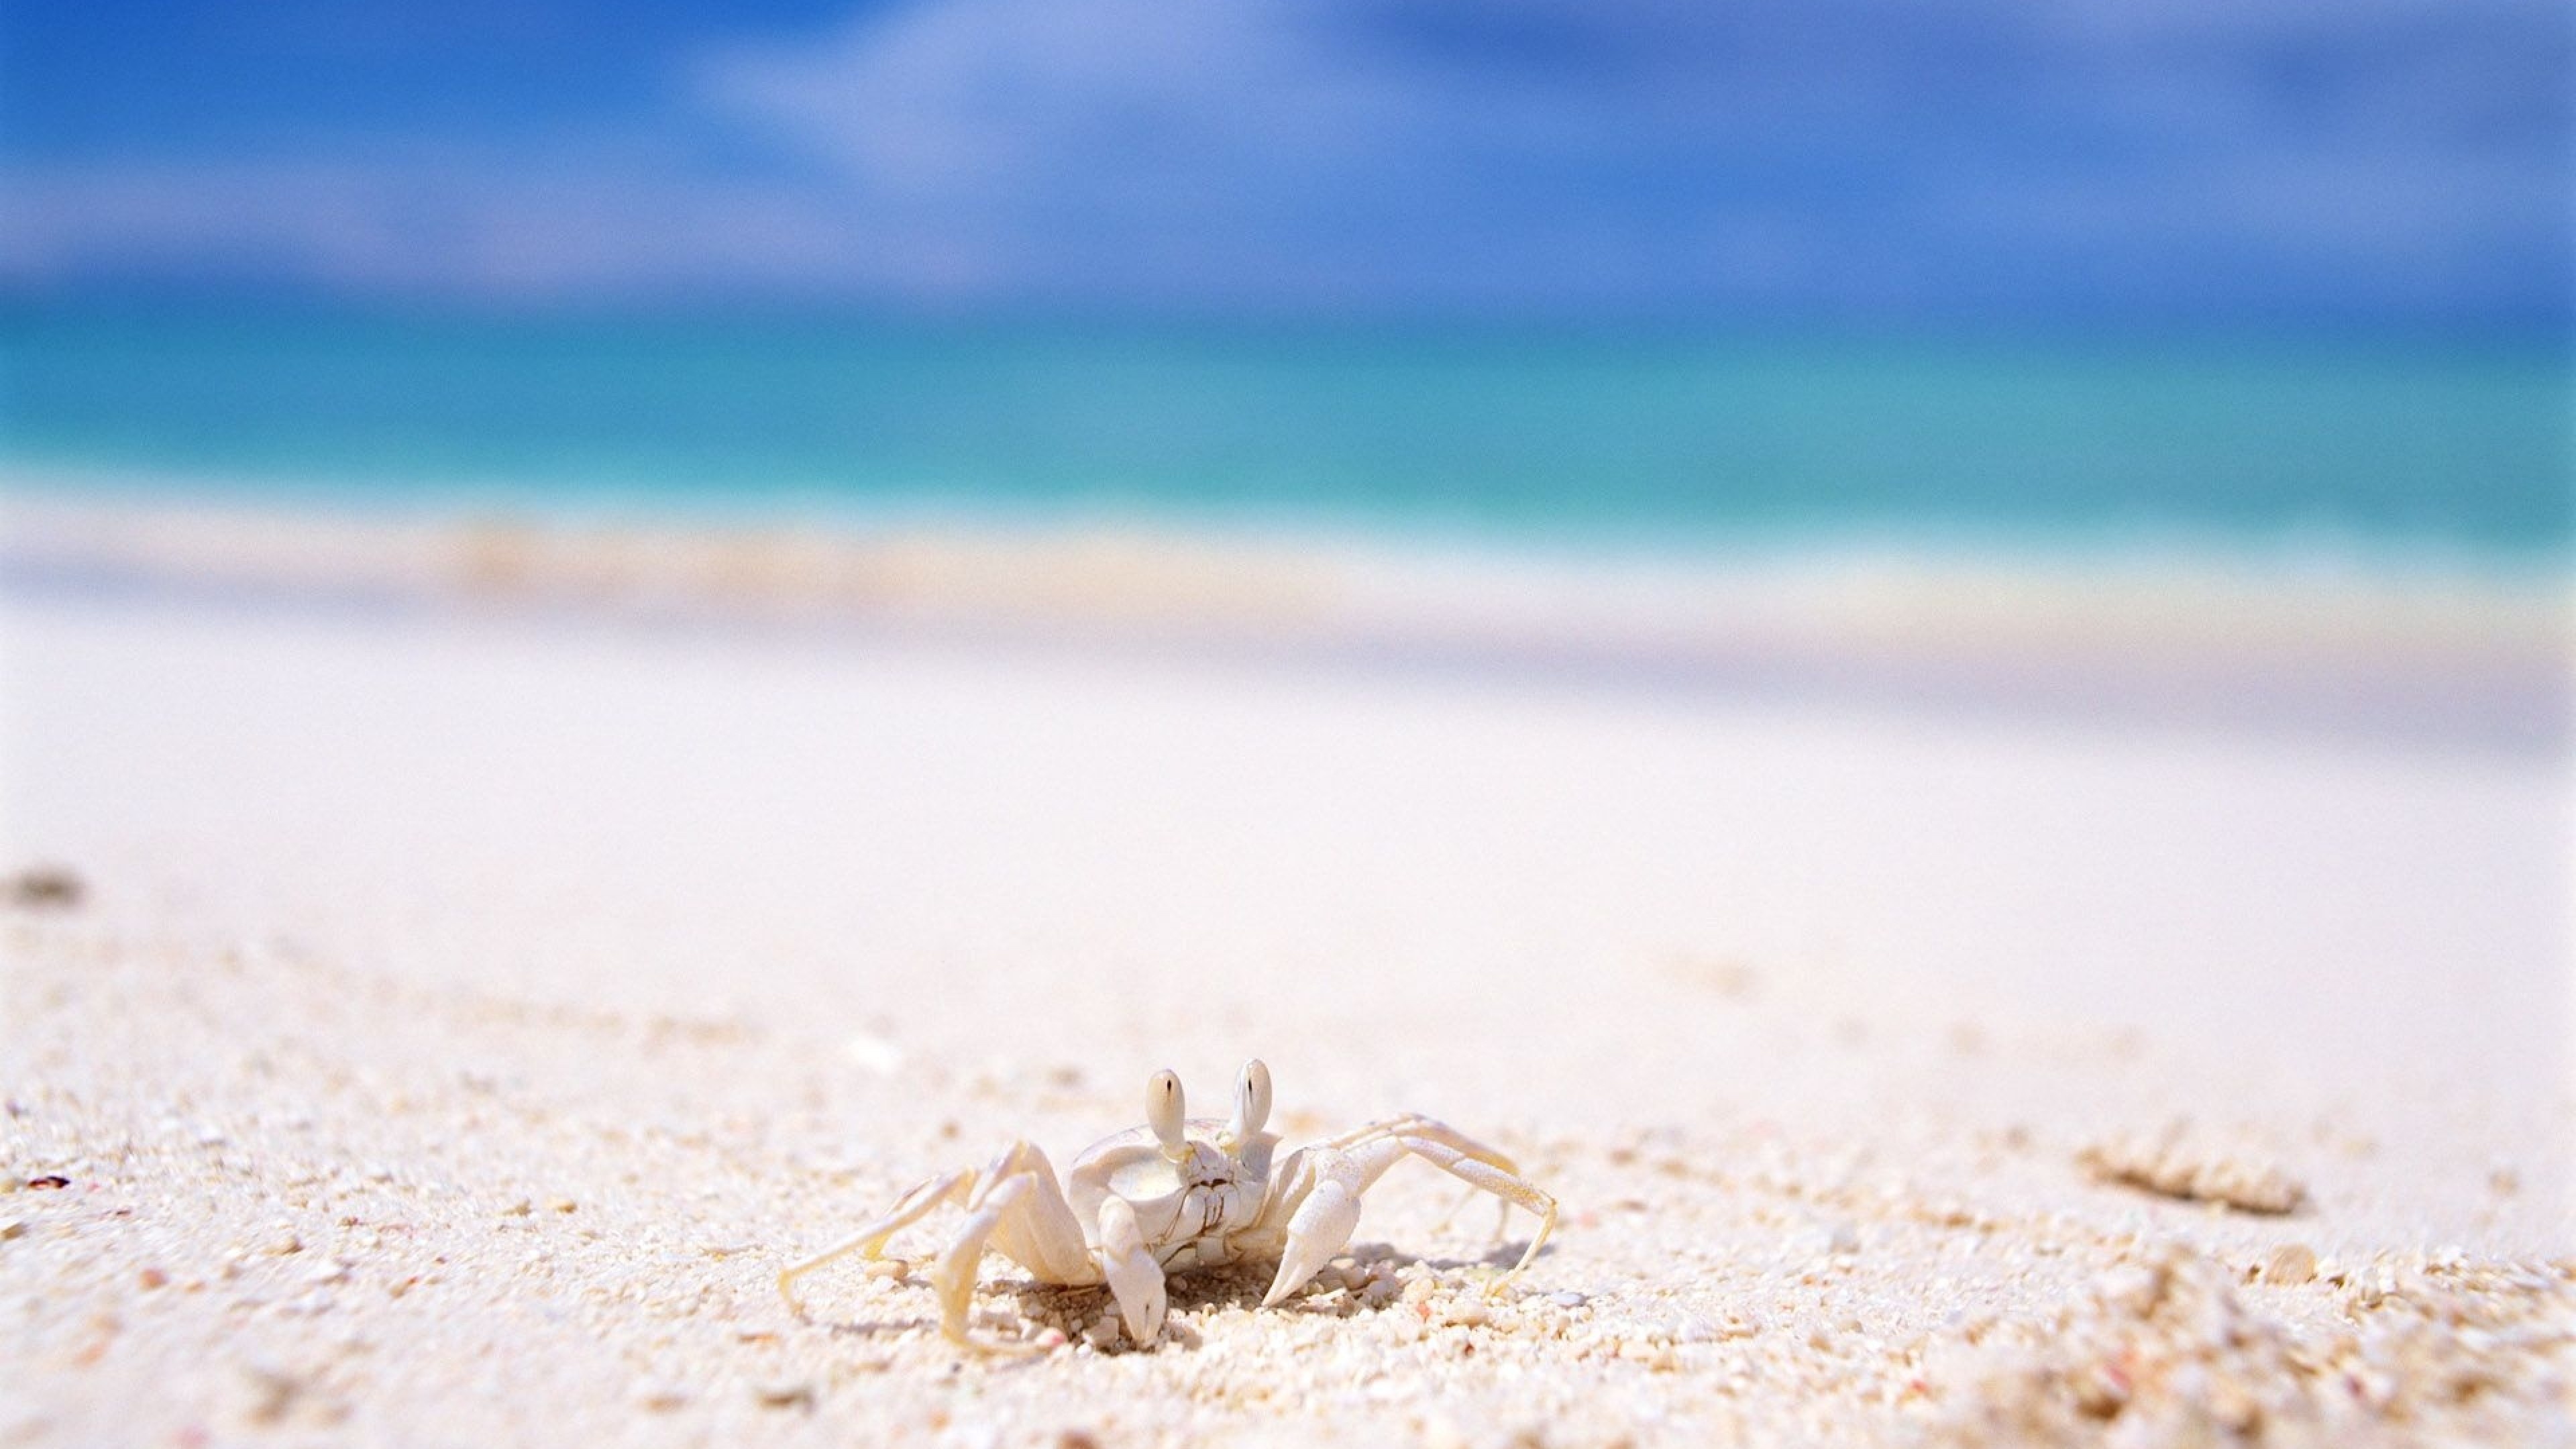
[1,0,2568,547]
[0,0,2570,776]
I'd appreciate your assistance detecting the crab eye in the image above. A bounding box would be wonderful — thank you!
[1147,1069,1186,1156]
[1232,1059,1272,1139]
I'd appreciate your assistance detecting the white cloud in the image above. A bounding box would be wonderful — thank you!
[0,155,912,298]
[699,0,1373,193]
[1,0,2563,320]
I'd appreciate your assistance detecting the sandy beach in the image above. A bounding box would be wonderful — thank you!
[3,504,2571,1446]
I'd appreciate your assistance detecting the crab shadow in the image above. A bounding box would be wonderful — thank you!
[810,1309,944,1344]
[997,1235,1557,1355]
[796,1235,1556,1358]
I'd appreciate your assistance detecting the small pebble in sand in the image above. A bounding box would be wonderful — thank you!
[631,1382,688,1413]
[2076,1125,2306,1214]
[228,1362,334,1428]
[2261,1243,2318,1285]
[844,1032,905,1077]
[1672,955,1760,998]
[3,865,84,910]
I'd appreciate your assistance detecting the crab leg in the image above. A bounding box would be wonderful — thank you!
[779,1140,1101,1352]
[1313,1114,1525,1175]
[1333,1116,1532,1240]
[778,1168,973,1311]
[1386,1131,1557,1289]
[1305,1115,1534,1240]
[1093,1196,1169,1345]
[1254,1128,1557,1307]
[966,1142,1098,1285]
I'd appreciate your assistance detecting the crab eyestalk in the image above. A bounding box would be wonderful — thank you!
[1221,1058,1272,1155]
[1147,1069,1189,1162]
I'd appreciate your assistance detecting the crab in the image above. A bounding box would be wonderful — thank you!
[778,1059,1556,1350]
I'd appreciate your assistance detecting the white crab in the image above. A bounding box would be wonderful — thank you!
[779,1059,1556,1349]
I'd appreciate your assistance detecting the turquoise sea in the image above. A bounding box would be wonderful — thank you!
[2,303,2569,565]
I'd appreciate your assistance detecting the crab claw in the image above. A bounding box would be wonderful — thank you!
[1095,1197,1168,1344]
[1263,1179,1360,1307]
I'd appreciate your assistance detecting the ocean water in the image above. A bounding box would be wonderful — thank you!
[2,303,2569,565]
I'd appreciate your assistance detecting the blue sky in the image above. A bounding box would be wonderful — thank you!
[2,0,2568,328]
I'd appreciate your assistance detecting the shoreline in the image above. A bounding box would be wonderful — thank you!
[6,480,2569,755]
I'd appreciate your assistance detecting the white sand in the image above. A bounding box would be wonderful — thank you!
[2,537,2571,1444]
